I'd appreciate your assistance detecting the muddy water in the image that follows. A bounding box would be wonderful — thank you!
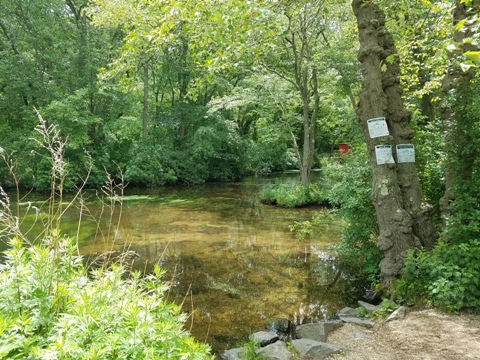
[17,175,363,353]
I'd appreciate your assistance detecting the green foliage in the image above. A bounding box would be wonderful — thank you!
[371,299,399,318]
[164,116,248,185]
[397,240,480,312]
[124,142,177,187]
[289,209,338,241]
[442,77,480,243]
[240,336,261,360]
[356,299,398,319]
[355,306,368,318]
[261,181,326,208]
[0,112,212,359]
[246,139,296,176]
[0,237,213,359]
[320,150,382,284]
[284,148,381,284]
[411,116,445,212]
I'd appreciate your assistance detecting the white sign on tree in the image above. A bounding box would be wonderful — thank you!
[375,145,395,165]
[367,117,389,138]
[396,144,415,163]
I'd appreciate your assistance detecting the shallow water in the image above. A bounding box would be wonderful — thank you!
[12,175,363,353]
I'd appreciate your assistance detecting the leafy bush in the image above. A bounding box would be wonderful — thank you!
[289,209,338,241]
[397,239,480,312]
[0,235,213,359]
[246,139,296,176]
[124,142,177,187]
[261,181,326,208]
[320,150,381,284]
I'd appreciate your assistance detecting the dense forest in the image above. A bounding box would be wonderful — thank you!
[0,0,479,358]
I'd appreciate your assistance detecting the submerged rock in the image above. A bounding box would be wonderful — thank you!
[265,318,293,339]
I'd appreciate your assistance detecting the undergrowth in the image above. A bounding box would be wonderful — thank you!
[261,181,327,208]
[396,239,480,312]
[0,111,213,359]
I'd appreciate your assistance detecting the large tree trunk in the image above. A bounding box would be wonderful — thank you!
[352,0,437,288]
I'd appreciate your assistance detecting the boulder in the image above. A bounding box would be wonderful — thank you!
[291,338,347,359]
[322,320,344,335]
[252,331,279,347]
[337,307,358,317]
[256,341,294,360]
[296,323,327,342]
[296,321,343,342]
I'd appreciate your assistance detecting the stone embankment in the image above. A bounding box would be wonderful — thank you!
[220,301,406,360]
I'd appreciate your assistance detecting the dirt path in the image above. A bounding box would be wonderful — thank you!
[328,309,480,360]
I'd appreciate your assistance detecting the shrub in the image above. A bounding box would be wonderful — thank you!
[124,142,177,187]
[261,181,326,208]
[320,150,381,284]
[0,236,213,359]
[397,239,480,312]
[289,209,338,241]
[245,139,296,176]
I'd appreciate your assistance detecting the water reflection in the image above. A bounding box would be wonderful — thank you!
[10,175,363,354]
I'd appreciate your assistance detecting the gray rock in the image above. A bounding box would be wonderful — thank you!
[221,347,244,360]
[296,321,343,343]
[358,300,382,314]
[256,341,294,360]
[337,307,358,317]
[385,306,406,323]
[291,338,346,359]
[338,316,375,328]
[322,320,344,335]
[296,323,327,342]
[252,331,279,347]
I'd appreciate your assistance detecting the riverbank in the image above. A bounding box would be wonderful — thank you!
[328,308,480,360]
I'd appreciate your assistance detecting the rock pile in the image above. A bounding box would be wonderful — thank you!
[220,301,406,360]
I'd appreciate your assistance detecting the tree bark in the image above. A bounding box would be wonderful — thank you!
[352,0,437,288]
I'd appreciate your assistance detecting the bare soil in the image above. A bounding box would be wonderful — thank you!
[328,308,480,360]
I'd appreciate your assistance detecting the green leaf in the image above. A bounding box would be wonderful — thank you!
[464,51,480,64]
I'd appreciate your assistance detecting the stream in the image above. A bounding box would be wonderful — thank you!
[13,173,364,354]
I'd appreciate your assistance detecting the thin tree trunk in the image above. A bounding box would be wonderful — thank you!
[352,0,437,288]
[143,64,149,139]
